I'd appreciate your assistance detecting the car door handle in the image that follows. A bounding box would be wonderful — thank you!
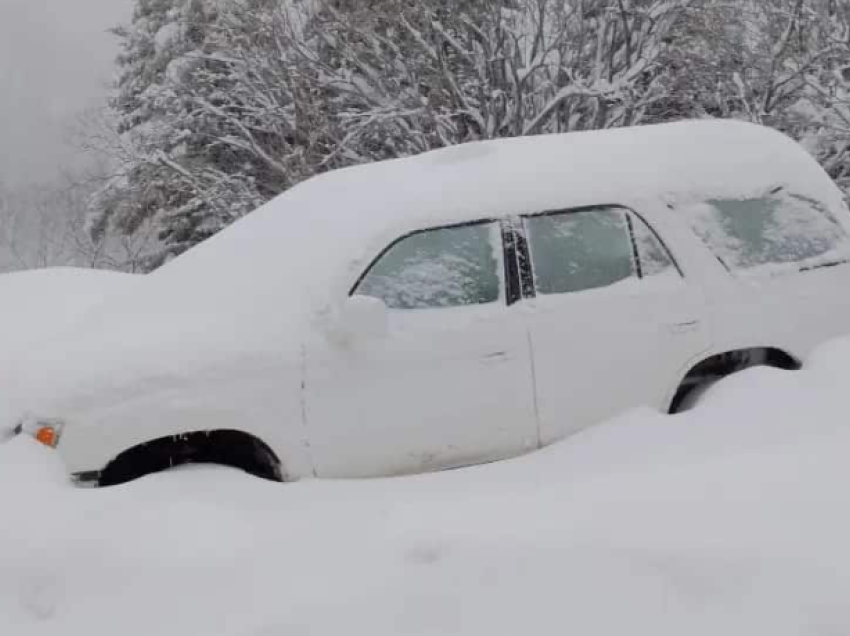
[668,320,700,334]
[481,351,510,364]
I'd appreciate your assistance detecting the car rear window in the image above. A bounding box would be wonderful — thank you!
[682,191,850,272]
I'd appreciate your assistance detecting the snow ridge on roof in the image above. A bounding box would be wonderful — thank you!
[169,119,840,284]
[154,120,843,316]
[232,119,829,247]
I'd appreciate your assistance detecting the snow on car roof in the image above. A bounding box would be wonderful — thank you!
[164,119,842,295]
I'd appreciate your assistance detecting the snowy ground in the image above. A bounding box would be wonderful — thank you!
[4,339,850,635]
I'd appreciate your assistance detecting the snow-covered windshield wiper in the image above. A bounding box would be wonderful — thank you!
[800,258,850,273]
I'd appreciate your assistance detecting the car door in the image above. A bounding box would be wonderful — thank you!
[305,220,538,478]
[518,206,711,445]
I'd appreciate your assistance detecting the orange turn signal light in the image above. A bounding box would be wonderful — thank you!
[35,426,58,448]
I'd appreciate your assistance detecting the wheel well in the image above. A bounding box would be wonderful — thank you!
[669,347,800,414]
[98,430,283,487]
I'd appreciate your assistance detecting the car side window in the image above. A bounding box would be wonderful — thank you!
[682,191,850,272]
[524,207,637,295]
[629,213,680,278]
[354,222,502,309]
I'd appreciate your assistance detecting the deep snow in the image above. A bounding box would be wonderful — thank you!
[4,337,850,634]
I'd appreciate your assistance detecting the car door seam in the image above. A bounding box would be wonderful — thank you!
[300,342,318,477]
[525,327,543,449]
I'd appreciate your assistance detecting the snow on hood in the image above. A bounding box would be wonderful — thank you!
[5,120,841,419]
[0,267,136,358]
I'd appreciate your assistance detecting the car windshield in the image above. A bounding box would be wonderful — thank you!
[679,190,850,274]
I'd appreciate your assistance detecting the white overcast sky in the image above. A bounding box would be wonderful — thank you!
[0,0,131,187]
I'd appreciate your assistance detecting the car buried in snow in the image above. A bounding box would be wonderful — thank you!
[5,120,850,486]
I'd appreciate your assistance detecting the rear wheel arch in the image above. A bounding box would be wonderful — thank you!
[97,429,284,487]
[669,347,801,414]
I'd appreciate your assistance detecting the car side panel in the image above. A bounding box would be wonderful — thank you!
[705,264,850,365]
[521,202,713,444]
[305,303,539,479]
[56,357,313,480]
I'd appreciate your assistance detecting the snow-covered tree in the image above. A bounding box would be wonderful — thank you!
[0,172,158,274]
[283,0,695,159]
[93,0,234,267]
[90,0,850,269]
[651,0,850,196]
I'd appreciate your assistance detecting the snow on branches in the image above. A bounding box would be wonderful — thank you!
[91,0,850,269]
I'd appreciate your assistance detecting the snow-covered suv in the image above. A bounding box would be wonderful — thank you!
[7,120,850,486]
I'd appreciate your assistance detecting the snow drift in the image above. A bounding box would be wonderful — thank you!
[4,335,850,635]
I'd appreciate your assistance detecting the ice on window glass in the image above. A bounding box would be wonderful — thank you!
[526,208,636,295]
[684,192,850,272]
[356,223,500,309]
[631,215,678,278]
